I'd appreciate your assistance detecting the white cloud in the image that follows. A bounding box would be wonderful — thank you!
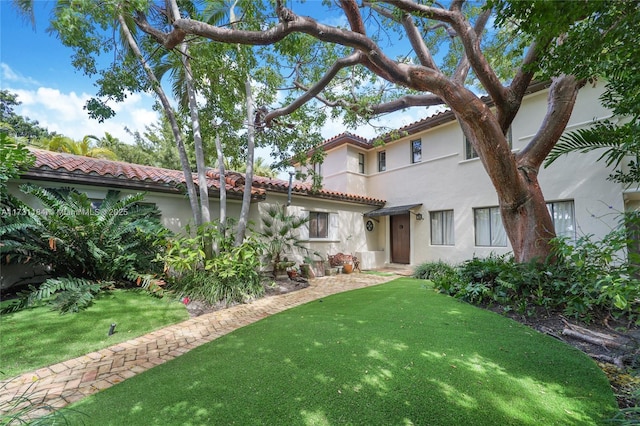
[9,86,159,144]
[319,105,448,141]
[1,62,40,86]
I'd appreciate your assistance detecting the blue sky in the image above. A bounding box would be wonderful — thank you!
[1,1,159,144]
[1,1,437,151]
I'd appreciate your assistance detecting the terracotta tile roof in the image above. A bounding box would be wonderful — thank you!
[24,148,263,199]
[373,80,552,143]
[250,174,385,206]
[303,132,372,158]
[308,81,554,147]
[22,148,384,206]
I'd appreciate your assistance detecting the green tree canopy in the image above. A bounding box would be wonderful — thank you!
[0,90,54,141]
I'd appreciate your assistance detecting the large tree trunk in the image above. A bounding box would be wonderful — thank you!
[447,77,581,263]
[500,173,556,263]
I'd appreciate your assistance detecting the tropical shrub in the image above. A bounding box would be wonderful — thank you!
[1,185,169,313]
[422,212,640,323]
[257,204,310,277]
[0,134,35,191]
[161,221,265,305]
[413,260,457,282]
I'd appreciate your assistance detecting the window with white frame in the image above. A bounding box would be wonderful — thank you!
[465,128,512,160]
[546,200,576,239]
[358,153,365,174]
[309,212,329,239]
[411,139,422,163]
[313,162,322,176]
[474,206,507,247]
[430,210,454,245]
[378,151,386,172]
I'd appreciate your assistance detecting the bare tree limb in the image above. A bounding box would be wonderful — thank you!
[385,0,456,23]
[341,0,366,34]
[451,8,490,84]
[368,93,446,114]
[402,13,440,70]
[293,80,445,116]
[134,11,186,50]
[388,1,509,110]
[366,1,439,70]
[263,52,364,126]
[517,75,584,168]
[166,11,413,86]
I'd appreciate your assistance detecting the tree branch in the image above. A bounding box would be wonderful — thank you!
[517,75,584,168]
[388,1,508,110]
[385,0,456,23]
[369,93,446,114]
[509,42,539,101]
[163,10,413,86]
[452,8,490,84]
[402,13,440,70]
[341,0,366,34]
[366,1,439,70]
[133,11,186,50]
[262,52,364,126]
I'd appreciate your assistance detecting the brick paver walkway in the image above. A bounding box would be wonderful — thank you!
[0,272,401,420]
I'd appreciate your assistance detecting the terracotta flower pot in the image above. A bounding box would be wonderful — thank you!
[343,263,353,274]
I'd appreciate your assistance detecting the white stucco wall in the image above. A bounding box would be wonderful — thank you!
[318,82,627,266]
[261,192,382,269]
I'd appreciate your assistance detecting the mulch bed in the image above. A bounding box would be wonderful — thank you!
[490,305,640,409]
[183,276,309,317]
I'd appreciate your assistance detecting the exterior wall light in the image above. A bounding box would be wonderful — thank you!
[414,213,424,221]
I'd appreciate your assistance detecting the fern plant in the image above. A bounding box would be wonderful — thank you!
[1,185,170,313]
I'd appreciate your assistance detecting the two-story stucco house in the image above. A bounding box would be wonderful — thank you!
[4,81,638,288]
[298,81,639,268]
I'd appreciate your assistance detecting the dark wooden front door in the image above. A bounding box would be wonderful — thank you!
[391,213,410,264]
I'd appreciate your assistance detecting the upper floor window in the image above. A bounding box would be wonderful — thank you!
[358,153,365,174]
[309,212,329,239]
[465,128,512,160]
[547,200,575,240]
[430,210,454,245]
[313,162,322,176]
[411,139,422,163]
[474,206,507,247]
[378,151,386,172]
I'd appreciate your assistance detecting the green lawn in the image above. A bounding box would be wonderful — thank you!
[63,279,616,425]
[0,289,189,378]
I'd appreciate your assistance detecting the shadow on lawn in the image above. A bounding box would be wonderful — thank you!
[61,280,615,425]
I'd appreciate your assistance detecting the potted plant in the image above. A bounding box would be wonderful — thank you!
[300,263,314,279]
[303,252,326,278]
[286,265,300,279]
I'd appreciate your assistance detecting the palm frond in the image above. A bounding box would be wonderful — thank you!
[546,120,637,169]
